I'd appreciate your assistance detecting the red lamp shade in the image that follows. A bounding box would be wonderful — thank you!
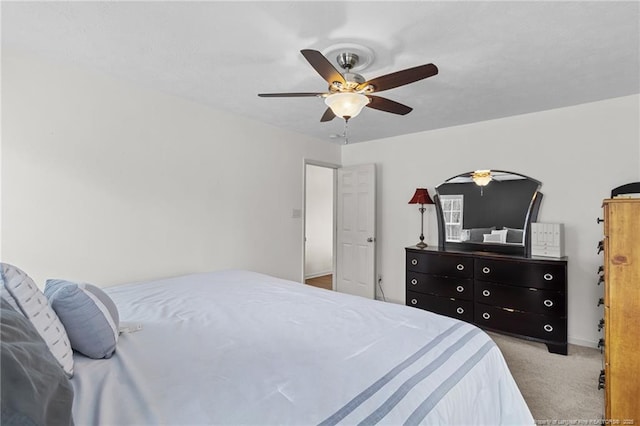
[408,188,434,205]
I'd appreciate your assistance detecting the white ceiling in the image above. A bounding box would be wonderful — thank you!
[2,1,639,144]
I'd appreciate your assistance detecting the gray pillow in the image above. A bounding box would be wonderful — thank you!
[1,299,74,426]
[0,278,22,313]
[45,280,119,359]
[469,227,496,242]
[505,227,524,243]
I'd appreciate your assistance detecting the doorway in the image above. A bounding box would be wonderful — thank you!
[303,162,336,291]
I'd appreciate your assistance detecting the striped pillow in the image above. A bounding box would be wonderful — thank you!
[45,279,119,359]
[0,263,74,377]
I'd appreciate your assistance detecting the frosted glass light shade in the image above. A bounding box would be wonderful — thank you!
[472,170,492,186]
[324,93,370,119]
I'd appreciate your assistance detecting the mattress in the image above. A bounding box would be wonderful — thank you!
[70,269,534,425]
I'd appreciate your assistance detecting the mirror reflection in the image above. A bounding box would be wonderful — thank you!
[435,170,542,251]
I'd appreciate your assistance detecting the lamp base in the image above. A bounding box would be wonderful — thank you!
[416,241,428,249]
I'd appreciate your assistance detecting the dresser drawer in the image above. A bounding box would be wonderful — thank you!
[406,251,473,278]
[474,304,567,342]
[475,281,566,315]
[474,258,566,290]
[407,291,473,322]
[407,272,473,300]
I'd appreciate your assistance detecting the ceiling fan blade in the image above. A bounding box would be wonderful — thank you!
[366,95,413,115]
[258,92,325,98]
[320,107,336,122]
[358,63,438,93]
[300,49,346,85]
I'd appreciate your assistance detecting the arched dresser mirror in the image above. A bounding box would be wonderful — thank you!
[433,170,543,256]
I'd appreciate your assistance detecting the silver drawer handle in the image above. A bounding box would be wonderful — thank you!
[456,285,464,293]
[482,266,490,274]
[482,289,491,297]
[543,299,554,307]
[456,307,464,314]
[456,264,464,271]
[482,312,491,320]
[543,273,553,281]
[411,259,418,266]
[544,324,554,332]
[411,299,418,305]
[411,278,418,285]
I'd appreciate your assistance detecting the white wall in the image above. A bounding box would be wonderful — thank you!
[1,51,340,287]
[304,164,334,278]
[342,94,640,347]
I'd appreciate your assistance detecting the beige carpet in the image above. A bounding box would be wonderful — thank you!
[489,332,604,422]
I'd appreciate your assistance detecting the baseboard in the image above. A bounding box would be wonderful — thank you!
[305,270,333,280]
[569,337,598,349]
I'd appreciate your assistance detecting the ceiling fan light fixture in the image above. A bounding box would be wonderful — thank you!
[324,92,370,119]
[472,170,493,186]
[258,49,438,125]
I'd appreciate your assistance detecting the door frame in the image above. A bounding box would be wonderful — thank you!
[302,159,339,289]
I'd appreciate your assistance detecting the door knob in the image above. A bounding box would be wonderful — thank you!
[367,237,375,243]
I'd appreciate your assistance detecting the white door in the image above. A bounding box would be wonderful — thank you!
[336,164,376,299]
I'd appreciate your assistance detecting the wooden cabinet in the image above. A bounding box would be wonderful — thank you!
[602,199,640,422]
[406,247,568,354]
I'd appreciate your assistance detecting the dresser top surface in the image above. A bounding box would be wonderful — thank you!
[406,245,568,263]
[602,197,640,205]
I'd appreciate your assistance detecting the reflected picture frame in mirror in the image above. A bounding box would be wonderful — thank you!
[434,170,543,256]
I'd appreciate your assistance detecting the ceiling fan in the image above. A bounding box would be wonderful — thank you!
[258,49,438,122]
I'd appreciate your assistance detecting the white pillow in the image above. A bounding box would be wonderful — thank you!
[0,263,74,377]
[45,279,119,359]
[483,233,503,243]
[491,229,508,243]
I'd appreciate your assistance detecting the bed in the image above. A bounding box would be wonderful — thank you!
[2,268,534,425]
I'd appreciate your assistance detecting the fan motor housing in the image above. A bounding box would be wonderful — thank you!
[337,52,359,70]
[343,72,365,84]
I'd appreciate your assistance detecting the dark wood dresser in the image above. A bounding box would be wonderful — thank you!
[406,246,568,354]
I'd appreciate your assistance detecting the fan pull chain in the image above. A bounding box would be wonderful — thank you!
[343,117,350,144]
